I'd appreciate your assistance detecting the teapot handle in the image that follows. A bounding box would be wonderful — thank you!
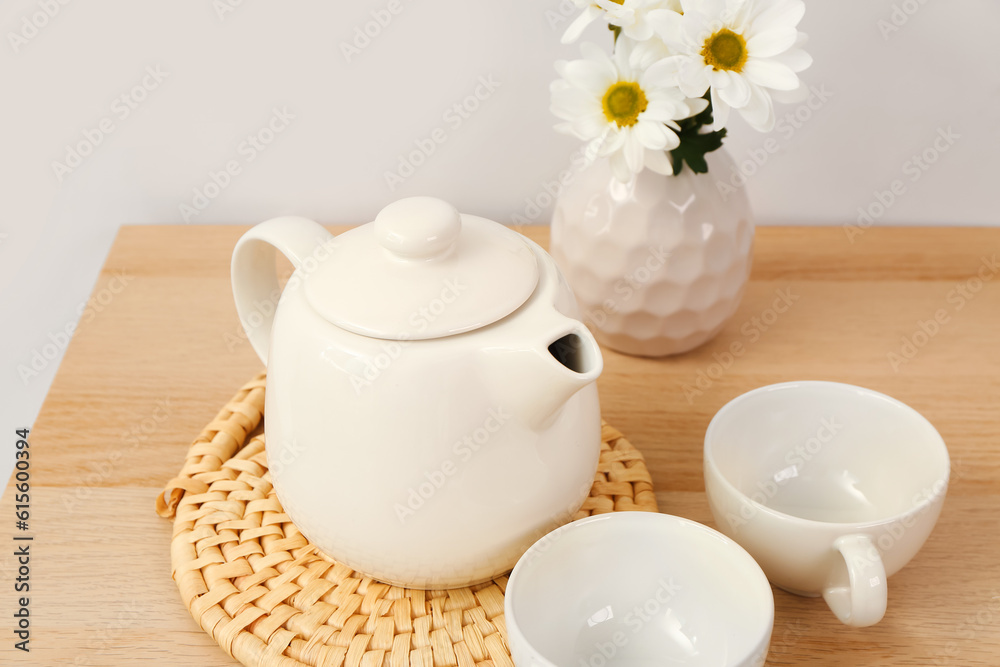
[231,216,336,365]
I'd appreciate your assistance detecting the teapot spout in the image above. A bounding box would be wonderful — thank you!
[484,311,603,430]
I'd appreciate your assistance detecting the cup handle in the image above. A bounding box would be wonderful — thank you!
[822,534,887,627]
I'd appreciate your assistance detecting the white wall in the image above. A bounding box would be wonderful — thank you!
[2,0,998,484]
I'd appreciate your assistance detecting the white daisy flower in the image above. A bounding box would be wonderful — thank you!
[648,0,812,131]
[551,38,709,182]
[562,0,679,45]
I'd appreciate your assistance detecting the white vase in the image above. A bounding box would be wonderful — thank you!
[551,149,754,357]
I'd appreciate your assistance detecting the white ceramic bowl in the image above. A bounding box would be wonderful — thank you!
[504,512,774,667]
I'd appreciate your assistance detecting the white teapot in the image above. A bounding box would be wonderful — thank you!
[231,197,603,589]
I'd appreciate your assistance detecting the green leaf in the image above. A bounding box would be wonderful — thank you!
[668,95,727,176]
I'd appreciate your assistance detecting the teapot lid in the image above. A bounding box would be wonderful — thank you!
[304,197,539,341]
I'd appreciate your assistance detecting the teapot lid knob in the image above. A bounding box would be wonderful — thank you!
[374,196,461,260]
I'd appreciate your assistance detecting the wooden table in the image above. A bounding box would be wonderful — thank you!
[3,225,999,665]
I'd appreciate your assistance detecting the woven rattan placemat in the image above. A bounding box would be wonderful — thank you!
[156,373,659,667]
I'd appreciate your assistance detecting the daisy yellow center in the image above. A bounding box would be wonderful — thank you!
[602,82,648,128]
[702,28,748,72]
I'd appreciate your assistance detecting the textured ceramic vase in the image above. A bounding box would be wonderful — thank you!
[551,149,754,357]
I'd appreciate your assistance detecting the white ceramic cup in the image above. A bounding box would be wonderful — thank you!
[504,512,774,667]
[704,381,950,627]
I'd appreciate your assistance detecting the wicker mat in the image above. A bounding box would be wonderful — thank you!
[156,373,659,667]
